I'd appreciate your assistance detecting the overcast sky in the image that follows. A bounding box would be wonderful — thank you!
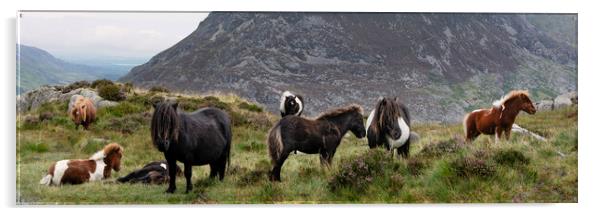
[18,12,209,62]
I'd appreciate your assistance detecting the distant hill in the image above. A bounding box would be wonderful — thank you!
[17,44,129,94]
[121,13,577,122]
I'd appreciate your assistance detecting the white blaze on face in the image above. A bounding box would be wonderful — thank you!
[386,117,411,149]
[293,96,303,116]
[366,109,375,134]
[279,91,294,113]
[160,163,167,170]
[89,160,106,181]
[52,160,70,185]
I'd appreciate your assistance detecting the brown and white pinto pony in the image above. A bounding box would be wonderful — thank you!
[69,95,97,130]
[463,90,537,143]
[39,143,123,186]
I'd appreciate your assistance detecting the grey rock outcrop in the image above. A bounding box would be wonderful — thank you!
[17,85,119,113]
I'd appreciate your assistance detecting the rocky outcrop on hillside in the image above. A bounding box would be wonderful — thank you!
[534,91,577,111]
[121,13,577,122]
[17,85,118,113]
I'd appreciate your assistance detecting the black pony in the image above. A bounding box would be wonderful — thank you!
[366,97,415,158]
[117,160,182,184]
[151,101,232,193]
[280,91,304,117]
[267,104,366,181]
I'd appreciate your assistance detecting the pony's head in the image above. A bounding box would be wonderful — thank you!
[495,90,536,115]
[70,98,87,124]
[103,143,123,172]
[151,101,180,152]
[347,105,367,138]
[375,97,402,140]
[280,91,303,116]
[518,93,537,114]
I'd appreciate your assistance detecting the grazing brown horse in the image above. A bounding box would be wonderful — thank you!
[40,143,123,186]
[463,90,536,143]
[267,104,366,181]
[69,95,96,130]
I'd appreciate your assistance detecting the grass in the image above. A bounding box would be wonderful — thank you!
[16,86,577,204]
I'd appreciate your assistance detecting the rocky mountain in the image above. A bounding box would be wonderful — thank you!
[120,13,577,122]
[17,45,126,94]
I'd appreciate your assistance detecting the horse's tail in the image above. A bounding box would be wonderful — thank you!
[39,174,52,186]
[224,120,232,172]
[463,112,471,140]
[267,123,284,164]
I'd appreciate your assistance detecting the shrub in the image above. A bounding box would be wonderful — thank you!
[407,158,426,176]
[493,149,530,167]
[22,142,49,153]
[91,79,114,89]
[238,102,263,112]
[149,86,169,93]
[101,114,148,134]
[420,138,462,157]
[451,157,496,179]
[61,81,91,93]
[98,84,126,101]
[38,112,54,122]
[328,149,396,193]
[99,101,146,118]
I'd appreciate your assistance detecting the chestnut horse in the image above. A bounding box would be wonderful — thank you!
[69,95,96,130]
[267,104,366,181]
[463,90,536,143]
[40,143,123,186]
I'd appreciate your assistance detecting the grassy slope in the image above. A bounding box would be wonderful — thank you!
[16,88,577,204]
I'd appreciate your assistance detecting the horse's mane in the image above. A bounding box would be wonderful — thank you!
[314,104,363,120]
[151,102,180,146]
[493,90,530,108]
[374,97,402,129]
[90,143,123,160]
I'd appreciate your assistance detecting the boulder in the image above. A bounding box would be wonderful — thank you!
[554,91,577,109]
[535,100,554,111]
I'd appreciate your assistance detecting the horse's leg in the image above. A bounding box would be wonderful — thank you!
[495,127,504,144]
[184,163,192,193]
[218,158,227,181]
[397,141,410,159]
[166,159,177,193]
[504,128,512,140]
[209,163,218,178]
[270,152,289,182]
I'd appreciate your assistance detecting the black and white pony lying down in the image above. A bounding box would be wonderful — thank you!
[117,161,183,184]
[280,91,304,117]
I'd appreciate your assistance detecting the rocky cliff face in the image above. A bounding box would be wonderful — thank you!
[120,13,577,122]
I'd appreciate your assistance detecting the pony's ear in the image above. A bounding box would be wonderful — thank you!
[172,102,179,110]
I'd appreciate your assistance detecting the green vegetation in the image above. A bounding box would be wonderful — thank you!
[16,84,577,204]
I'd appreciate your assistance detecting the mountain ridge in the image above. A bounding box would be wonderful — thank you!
[121,13,577,122]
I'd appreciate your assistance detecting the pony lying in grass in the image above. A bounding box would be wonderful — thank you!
[117,160,182,184]
[268,104,366,181]
[463,90,536,143]
[69,95,96,130]
[39,143,123,186]
[280,91,304,117]
[151,101,232,193]
[366,97,417,158]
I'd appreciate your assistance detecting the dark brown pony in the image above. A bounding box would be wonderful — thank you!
[463,90,536,143]
[267,104,366,181]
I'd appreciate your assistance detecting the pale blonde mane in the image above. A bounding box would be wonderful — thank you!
[90,143,123,160]
[493,90,530,108]
[314,104,364,120]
